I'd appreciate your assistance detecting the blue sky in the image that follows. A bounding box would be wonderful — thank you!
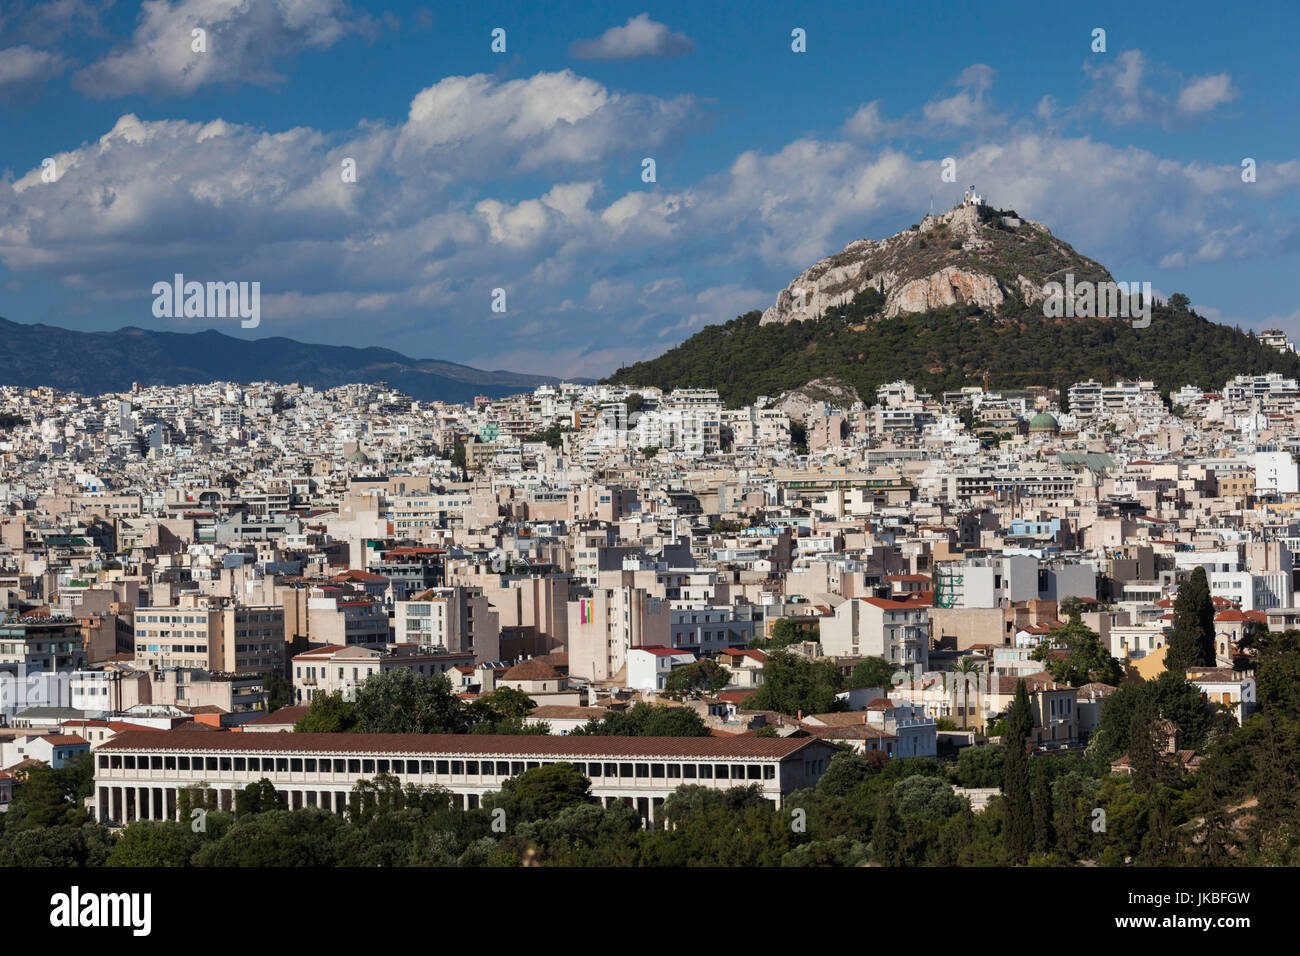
[1,0,1297,377]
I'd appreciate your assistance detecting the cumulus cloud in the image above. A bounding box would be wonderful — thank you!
[847,65,1006,143]
[843,101,888,141]
[1177,73,1237,114]
[395,70,699,181]
[72,0,372,97]
[0,44,68,92]
[570,13,694,60]
[2,64,1296,377]
[1083,50,1238,126]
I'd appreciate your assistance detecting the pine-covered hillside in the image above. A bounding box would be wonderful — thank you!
[609,296,1300,408]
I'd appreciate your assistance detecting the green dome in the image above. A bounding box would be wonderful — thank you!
[1028,412,1059,431]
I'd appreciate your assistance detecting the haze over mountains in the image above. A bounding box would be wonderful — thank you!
[0,318,574,402]
[3,198,1292,408]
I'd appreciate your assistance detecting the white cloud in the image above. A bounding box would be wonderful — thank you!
[394,70,699,181]
[0,44,67,91]
[2,63,1297,378]
[1083,50,1238,126]
[843,101,887,141]
[1177,73,1237,114]
[73,0,371,97]
[570,13,694,61]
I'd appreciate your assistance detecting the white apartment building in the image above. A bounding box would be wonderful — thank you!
[291,644,476,703]
[820,597,930,669]
[627,646,696,693]
[393,587,500,662]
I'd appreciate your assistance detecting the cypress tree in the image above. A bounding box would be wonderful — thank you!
[1127,692,1164,793]
[1166,566,1215,671]
[1031,766,1053,855]
[1002,679,1034,864]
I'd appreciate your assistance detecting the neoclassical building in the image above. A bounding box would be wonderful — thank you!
[93,730,838,827]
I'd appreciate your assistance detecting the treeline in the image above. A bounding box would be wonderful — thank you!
[292,670,713,738]
[2,632,1297,867]
[607,302,1300,408]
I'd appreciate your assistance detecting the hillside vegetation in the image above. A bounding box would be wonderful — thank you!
[609,294,1300,408]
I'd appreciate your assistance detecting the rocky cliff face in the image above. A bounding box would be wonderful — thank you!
[759,202,1113,324]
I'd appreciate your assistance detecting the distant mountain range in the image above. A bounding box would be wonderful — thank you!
[0,317,575,402]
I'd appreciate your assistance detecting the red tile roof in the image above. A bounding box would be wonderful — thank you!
[98,730,828,759]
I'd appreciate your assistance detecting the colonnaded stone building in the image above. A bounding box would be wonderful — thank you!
[93,731,839,826]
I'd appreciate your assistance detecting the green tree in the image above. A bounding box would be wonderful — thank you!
[1125,693,1168,793]
[106,822,201,867]
[354,670,470,734]
[892,775,964,825]
[1002,680,1034,864]
[570,702,711,737]
[817,750,888,797]
[1166,566,1215,671]
[848,656,896,691]
[1032,619,1123,687]
[294,690,359,733]
[662,658,731,697]
[952,656,985,729]
[1251,629,1300,719]
[465,687,549,735]
[236,778,281,817]
[742,649,846,716]
[497,763,592,821]
[751,617,815,650]
[954,743,1004,788]
[192,809,345,866]
[450,441,469,479]
[5,764,90,830]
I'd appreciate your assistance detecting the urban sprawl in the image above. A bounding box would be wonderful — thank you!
[3,341,1300,838]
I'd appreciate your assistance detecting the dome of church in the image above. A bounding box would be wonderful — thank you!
[1028,412,1059,432]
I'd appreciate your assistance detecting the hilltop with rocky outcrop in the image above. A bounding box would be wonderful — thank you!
[760,200,1113,325]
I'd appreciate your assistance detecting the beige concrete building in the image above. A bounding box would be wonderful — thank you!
[567,586,671,682]
[133,605,285,674]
